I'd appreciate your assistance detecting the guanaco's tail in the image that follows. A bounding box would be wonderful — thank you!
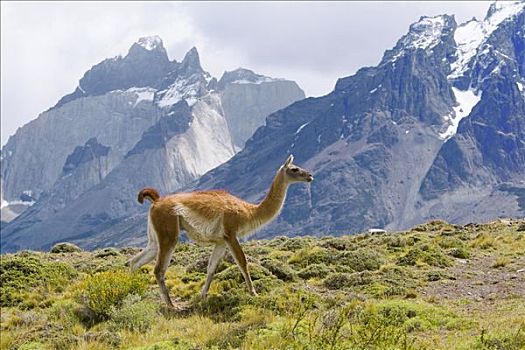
[138,187,160,204]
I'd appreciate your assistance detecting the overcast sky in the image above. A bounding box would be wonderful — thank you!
[1,1,491,146]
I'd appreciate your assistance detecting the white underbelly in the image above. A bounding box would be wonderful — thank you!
[174,204,225,244]
[183,221,224,244]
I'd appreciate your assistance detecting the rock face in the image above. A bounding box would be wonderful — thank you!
[0,38,304,252]
[192,2,525,238]
[218,69,305,149]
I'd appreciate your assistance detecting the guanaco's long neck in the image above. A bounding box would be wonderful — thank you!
[253,171,289,224]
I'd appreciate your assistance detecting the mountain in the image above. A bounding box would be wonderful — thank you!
[4,2,525,252]
[192,1,525,238]
[0,37,304,252]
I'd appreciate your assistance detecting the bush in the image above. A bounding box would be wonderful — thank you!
[320,237,355,251]
[298,263,334,279]
[426,270,449,282]
[260,258,296,281]
[448,247,470,259]
[50,242,82,253]
[73,270,149,320]
[279,237,312,252]
[287,246,331,267]
[398,245,451,267]
[0,253,78,307]
[336,248,385,272]
[194,290,248,321]
[323,271,373,289]
[216,264,273,283]
[108,294,159,332]
[492,256,511,268]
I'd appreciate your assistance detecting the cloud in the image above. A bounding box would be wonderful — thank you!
[1,1,489,146]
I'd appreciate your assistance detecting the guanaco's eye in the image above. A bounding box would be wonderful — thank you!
[291,168,299,172]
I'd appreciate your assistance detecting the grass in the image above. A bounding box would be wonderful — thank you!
[0,219,524,349]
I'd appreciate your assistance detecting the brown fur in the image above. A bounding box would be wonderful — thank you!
[131,155,313,307]
[137,187,160,204]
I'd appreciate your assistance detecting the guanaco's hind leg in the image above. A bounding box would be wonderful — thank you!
[151,210,180,308]
[226,235,257,296]
[201,244,227,298]
[128,215,158,271]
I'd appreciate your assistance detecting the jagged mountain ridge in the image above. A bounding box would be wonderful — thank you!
[192,1,525,238]
[0,37,304,252]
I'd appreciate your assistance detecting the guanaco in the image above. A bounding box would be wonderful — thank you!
[128,155,313,307]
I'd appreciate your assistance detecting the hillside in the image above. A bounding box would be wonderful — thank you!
[1,219,524,349]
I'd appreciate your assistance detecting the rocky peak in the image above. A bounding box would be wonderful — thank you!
[217,68,280,89]
[179,47,203,75]
[54,36,172,108]
[136,35,164,51]
[381,15,456,63]
[125,36,169,64]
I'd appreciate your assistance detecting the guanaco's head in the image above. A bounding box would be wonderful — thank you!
[280,154,314,183]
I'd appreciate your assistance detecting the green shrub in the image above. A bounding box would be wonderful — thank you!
[323,271,373,289]
[426,270,449,282]
[0,253,77,307]
[193,290,248,321]
[336,248,385,271]
[216,264,273,283]
[448,247,470,259]
[108,294,159,332]
[298,263,334,279]
[474,326,525,350]
[50,242,82,253]
[73,270,149,320]
[320,237,355,251]
[260,258,296,281]
[385,236,408,249]
[438,237,465,249]
[287,246,331,267]
[279,237,312,252]
[398,245,451,267]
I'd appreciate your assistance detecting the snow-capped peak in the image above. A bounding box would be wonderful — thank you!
[449,1,524,79]
[218,68,284,87]
[136,36,163,51]
[405,15,447,50]
[387,15,451,61]
[486,1,524,20]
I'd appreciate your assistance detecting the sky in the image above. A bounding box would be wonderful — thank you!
[1,1,491,147]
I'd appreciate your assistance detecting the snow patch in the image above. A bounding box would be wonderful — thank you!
[127,87,156,107]
[439,88,481,140]
[295,122,309,134]
[1,199,36,209]
[449,1,524,79]
[230,76,284,85]
[517,81,524,92]
[136,36,163,51]
[157,77,202,108]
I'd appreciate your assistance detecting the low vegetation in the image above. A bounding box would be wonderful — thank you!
[1,219,524,349]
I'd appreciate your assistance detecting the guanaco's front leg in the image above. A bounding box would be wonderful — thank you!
[201,243,227,298]
[226,235,257,296]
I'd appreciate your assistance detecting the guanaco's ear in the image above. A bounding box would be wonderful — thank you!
[284,154,294,167]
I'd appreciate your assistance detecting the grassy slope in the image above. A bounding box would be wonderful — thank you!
[1,219,524,350]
